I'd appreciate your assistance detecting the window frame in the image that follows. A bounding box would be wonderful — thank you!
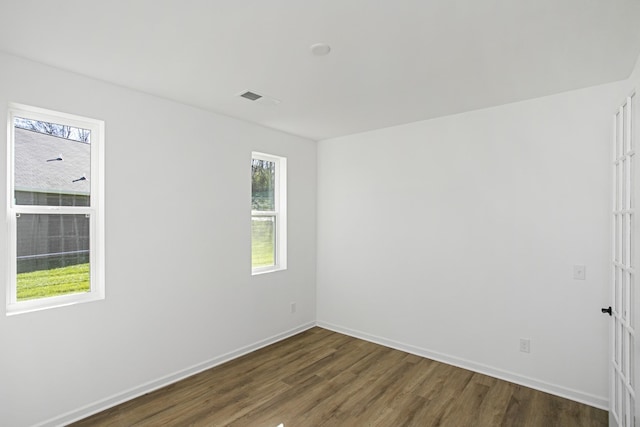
[251,151,287,275]
[6,103,105,315]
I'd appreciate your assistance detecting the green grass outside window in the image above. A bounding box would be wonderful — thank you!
[17,263,90,301]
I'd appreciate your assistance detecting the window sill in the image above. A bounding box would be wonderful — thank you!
[252,266,287,276]
[6,292,104,316]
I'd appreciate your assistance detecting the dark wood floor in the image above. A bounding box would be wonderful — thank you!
[72,327,607,426]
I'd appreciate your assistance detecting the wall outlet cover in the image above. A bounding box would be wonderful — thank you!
[573,265,586,280]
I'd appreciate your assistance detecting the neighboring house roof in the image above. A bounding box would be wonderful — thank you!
[14,127,91,195]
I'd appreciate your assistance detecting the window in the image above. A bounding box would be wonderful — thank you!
[251,152,286,274]
[6,104,105,315]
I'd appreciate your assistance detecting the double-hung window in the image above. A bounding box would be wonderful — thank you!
[251,152,286,274]
[6,104,105,315]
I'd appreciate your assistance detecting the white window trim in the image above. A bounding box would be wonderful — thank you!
[6,103,105,315]
[251,152,287,275]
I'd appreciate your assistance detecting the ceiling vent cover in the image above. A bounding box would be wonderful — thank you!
[240,91,262,101]
[237,90,281,107]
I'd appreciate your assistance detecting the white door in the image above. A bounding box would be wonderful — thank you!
[610,92,638,427]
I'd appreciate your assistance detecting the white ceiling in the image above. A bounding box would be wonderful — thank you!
[1,0,639,141]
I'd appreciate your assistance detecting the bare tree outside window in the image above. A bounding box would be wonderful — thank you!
[15,117,91,143]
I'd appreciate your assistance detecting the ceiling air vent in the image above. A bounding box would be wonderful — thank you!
[240,91,263,101]
[237,90,281,107]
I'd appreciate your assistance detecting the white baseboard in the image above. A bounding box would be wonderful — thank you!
[37,322,316,427]
[317,320,608,410]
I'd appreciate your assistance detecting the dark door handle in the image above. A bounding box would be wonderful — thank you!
[601,306,612,316]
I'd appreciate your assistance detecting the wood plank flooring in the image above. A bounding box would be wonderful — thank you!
[71,327,607,427]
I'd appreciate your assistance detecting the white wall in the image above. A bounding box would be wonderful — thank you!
[317,77,633,407]
[0,52,317,427]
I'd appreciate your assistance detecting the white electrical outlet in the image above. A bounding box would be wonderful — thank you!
[520,338,531,353]
[290,302,296,314]
[573,265,586,280]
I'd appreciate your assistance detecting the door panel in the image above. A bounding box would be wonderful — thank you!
[611,93,637,427]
